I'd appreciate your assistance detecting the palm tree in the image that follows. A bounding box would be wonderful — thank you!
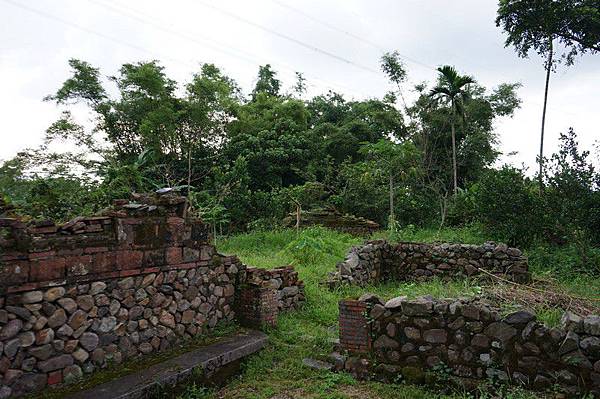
[429,66,475,195]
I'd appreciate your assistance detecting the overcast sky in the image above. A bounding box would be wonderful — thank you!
[1,0,599,171]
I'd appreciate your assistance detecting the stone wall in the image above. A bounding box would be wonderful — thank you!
[337,295,600,397]
[0,193,304,398]
[283,208,379,236]
[328,240,530,287]
[245,266,305,312]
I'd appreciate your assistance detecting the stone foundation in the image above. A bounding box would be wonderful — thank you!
[328,240,530,287]
[283,208,379,236]
[336,295,600,397]
[0,193,304,397]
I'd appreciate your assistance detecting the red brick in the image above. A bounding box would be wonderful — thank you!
[7,282,40,294]
[30,257,66,282]
[116,250,143,270]
[120,218,143,225]
[0,260,29,285]
[167,217,185,243]
[56,248,84,256]
[93,251,117,273]
[166,247,183,265]
[85,224,103,233]
[142,267,160,274]
[65,255,93,277]
[143,249,165,267]
[119,269,142,277]
[84,246,109,254]
[47,370,62,385]
[29,251,56,260]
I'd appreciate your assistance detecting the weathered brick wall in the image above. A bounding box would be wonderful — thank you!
[235,285,278,328]
[0,193,304,398]
[337,295,600,397]
[328,240,530,287]
[339,300,370,354]
[0,193,211,291]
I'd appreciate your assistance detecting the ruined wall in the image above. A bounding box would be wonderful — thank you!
[337,295,600,397]
[245,266,305,312]
[283,208,379,236]
[328,240,530,287]
[234,266,305,329]
[0,193,304,398]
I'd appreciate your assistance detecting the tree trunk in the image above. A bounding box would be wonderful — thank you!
[389,172,395,232]
[539,40,553,194]
[439,192,448,229]
[451,105,458,196]
[187,144,192,194]
[183,142,193,219]
[213,223,217,246]
[295,203,301,233]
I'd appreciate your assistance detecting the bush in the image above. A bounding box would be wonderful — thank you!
[282,226,353,265]
[469,166,542,247]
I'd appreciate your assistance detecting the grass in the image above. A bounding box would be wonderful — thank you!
[176,226,600,399]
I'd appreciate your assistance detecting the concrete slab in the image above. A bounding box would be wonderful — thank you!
[65,330,268,399]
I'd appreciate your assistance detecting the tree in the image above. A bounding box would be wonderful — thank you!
[185,63,238,205]
[428,66,475,195]
[251,64,281,99]
[359,139,420,231]
[380,51,409,114]
[496,0,600,192]
[292,72,307,96]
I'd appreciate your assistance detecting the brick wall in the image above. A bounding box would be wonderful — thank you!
[236,285,278,329]
[339,300,370,354]
[338,295,600,397]
[0,193,304,398]
[0,193,211,292]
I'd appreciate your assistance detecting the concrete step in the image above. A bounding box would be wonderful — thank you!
[65,330,268,399]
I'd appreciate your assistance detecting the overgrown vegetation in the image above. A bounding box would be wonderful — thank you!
[3,54,599,275]
[174,227,598,399]
[1,1,600,396]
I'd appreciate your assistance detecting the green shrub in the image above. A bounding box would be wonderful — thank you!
[282,226,354,266]
[469,166,542,247]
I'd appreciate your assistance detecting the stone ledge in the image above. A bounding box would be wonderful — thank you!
[65,330,268,399]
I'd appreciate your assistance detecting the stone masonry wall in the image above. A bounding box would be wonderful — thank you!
[245,266,305,312]
[337,295,600,397]
[328,240,530,287]
[0,193,304,398]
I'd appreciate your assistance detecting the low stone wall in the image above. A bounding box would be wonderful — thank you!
[245,266,305,312]
[336,295,600,397]
[283,208,379,236]
[328,240,530,287]
[0,193,304,398]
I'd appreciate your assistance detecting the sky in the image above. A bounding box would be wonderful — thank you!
[1,0,599,172]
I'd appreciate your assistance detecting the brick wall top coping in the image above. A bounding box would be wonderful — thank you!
[0,192,212,293]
